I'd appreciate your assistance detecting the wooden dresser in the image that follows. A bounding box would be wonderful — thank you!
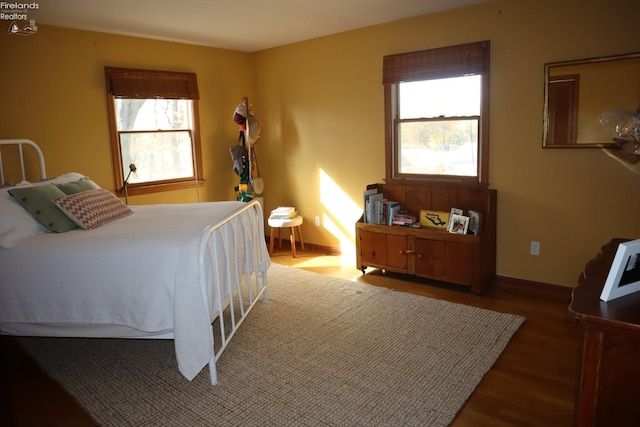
[356,182,496,295]
[569,238,640,426]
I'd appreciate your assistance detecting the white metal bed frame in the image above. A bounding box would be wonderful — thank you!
[199,201,269,384]
[0,139,46,186]
[0,139,269,384]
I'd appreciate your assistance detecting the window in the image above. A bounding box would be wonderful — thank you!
[383,41,490,185]
[105,67,203,196]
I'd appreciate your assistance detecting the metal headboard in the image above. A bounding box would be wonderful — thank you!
[0,139,47,185]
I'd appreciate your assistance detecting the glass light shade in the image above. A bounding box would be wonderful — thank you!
[598,109,640,153]
[598,109,640,140]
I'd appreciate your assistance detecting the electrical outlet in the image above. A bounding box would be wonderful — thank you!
[530,241,540,256]
[314,216,320,226]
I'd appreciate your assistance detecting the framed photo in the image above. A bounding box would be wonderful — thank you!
[446,208,463,231]
[468,210,482,235]
[447,214,469,234]
[600,239,640,302]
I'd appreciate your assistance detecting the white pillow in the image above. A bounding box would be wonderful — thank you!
[31,172,87,187]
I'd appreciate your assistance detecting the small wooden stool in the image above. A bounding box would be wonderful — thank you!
[268,215,304,257]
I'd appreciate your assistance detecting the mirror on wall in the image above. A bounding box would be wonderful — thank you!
[543,52,640,148]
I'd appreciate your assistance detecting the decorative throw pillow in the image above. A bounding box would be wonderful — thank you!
[53,188,133,230]
[56,177,100,195]
[0,185,49,247]
[8,184,78,233]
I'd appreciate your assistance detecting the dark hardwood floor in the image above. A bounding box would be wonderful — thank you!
[1,247,582,426]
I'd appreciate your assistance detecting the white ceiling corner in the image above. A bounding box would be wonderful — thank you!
[29,0,490,52]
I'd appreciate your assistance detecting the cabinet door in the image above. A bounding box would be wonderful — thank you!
[415,239,446,279]
[444,242,474,285]
[387,234,408,270]
[359,230,387,266]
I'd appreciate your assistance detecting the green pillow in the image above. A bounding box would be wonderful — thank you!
[9,184,78,232]
[56,177,100,195]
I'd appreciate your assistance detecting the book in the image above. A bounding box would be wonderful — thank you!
[366,193,385,224]
[363,188,379,223]
[270,206,296,219]
[392,210,417,226]
[375,197,387,225]
[384,200,400,226]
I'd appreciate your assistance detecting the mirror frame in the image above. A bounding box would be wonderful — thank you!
[542,51,640,149]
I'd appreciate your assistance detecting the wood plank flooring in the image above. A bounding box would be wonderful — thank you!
[0,247,582,426]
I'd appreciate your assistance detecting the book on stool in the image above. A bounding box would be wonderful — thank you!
[269,206,296,220]
[268,207,304,256]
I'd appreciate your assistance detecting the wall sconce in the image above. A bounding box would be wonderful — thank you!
[122,163,137,205]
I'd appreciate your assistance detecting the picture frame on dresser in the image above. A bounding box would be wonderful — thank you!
[447,214,469,234]
[600,239,640,302]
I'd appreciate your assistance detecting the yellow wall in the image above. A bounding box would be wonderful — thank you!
[0,26,253,204]
[253,0,640,286]
[2,0,640,287]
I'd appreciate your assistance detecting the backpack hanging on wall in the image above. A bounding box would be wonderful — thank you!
[230,131,247,176]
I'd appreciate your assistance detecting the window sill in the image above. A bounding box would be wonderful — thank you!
[118,179,205,197]
[384,176,488,189]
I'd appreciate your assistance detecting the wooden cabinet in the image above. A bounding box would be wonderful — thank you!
[356,183,496,295]
[419,239,475,285]
[358,229,409,273]
[570,238,640,426]
[414,239,444,278]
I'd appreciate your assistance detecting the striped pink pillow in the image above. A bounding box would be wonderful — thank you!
[53,188,132,230]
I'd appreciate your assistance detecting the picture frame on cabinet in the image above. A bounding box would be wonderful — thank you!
[446,208,463,230]
[468,210,482,235]
[601,239,640,302]
[447,213,469,234]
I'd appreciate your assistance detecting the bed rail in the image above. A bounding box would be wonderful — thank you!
[198,199,269,384]
[0,139,47,185]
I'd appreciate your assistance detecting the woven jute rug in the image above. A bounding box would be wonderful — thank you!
[17,263,524,426]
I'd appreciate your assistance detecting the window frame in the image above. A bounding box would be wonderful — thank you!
[383,41,491,187]
[104,66,204,197]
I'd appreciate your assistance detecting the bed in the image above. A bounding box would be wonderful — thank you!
[0,139,271,384]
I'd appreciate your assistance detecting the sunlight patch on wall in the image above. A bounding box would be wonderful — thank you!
[319,169,361,254]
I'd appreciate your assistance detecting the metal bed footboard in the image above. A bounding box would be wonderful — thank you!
[198,199,269,384]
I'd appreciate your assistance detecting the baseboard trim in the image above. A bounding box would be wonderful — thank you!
[264,236,342,256]
[265,236,574,296]
[303,242,341,256]
[495,275,573,297]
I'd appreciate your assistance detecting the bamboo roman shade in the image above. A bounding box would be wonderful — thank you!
[105,67,199,99]
[383,41,490,85]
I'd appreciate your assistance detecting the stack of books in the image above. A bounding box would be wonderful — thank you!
[270,206,296,220]
[363,188,420,227]
[391,211,418,227]
[363,188,404,226]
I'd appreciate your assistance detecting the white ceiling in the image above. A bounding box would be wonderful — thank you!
[30,0,489,52]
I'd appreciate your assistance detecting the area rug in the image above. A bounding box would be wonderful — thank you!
[17,263,524,426]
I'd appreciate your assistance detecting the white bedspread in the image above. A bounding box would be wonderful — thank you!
[0,201,270,380]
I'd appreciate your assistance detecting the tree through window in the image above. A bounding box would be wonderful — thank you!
[105,67,203,196]
[383,41,491,186]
